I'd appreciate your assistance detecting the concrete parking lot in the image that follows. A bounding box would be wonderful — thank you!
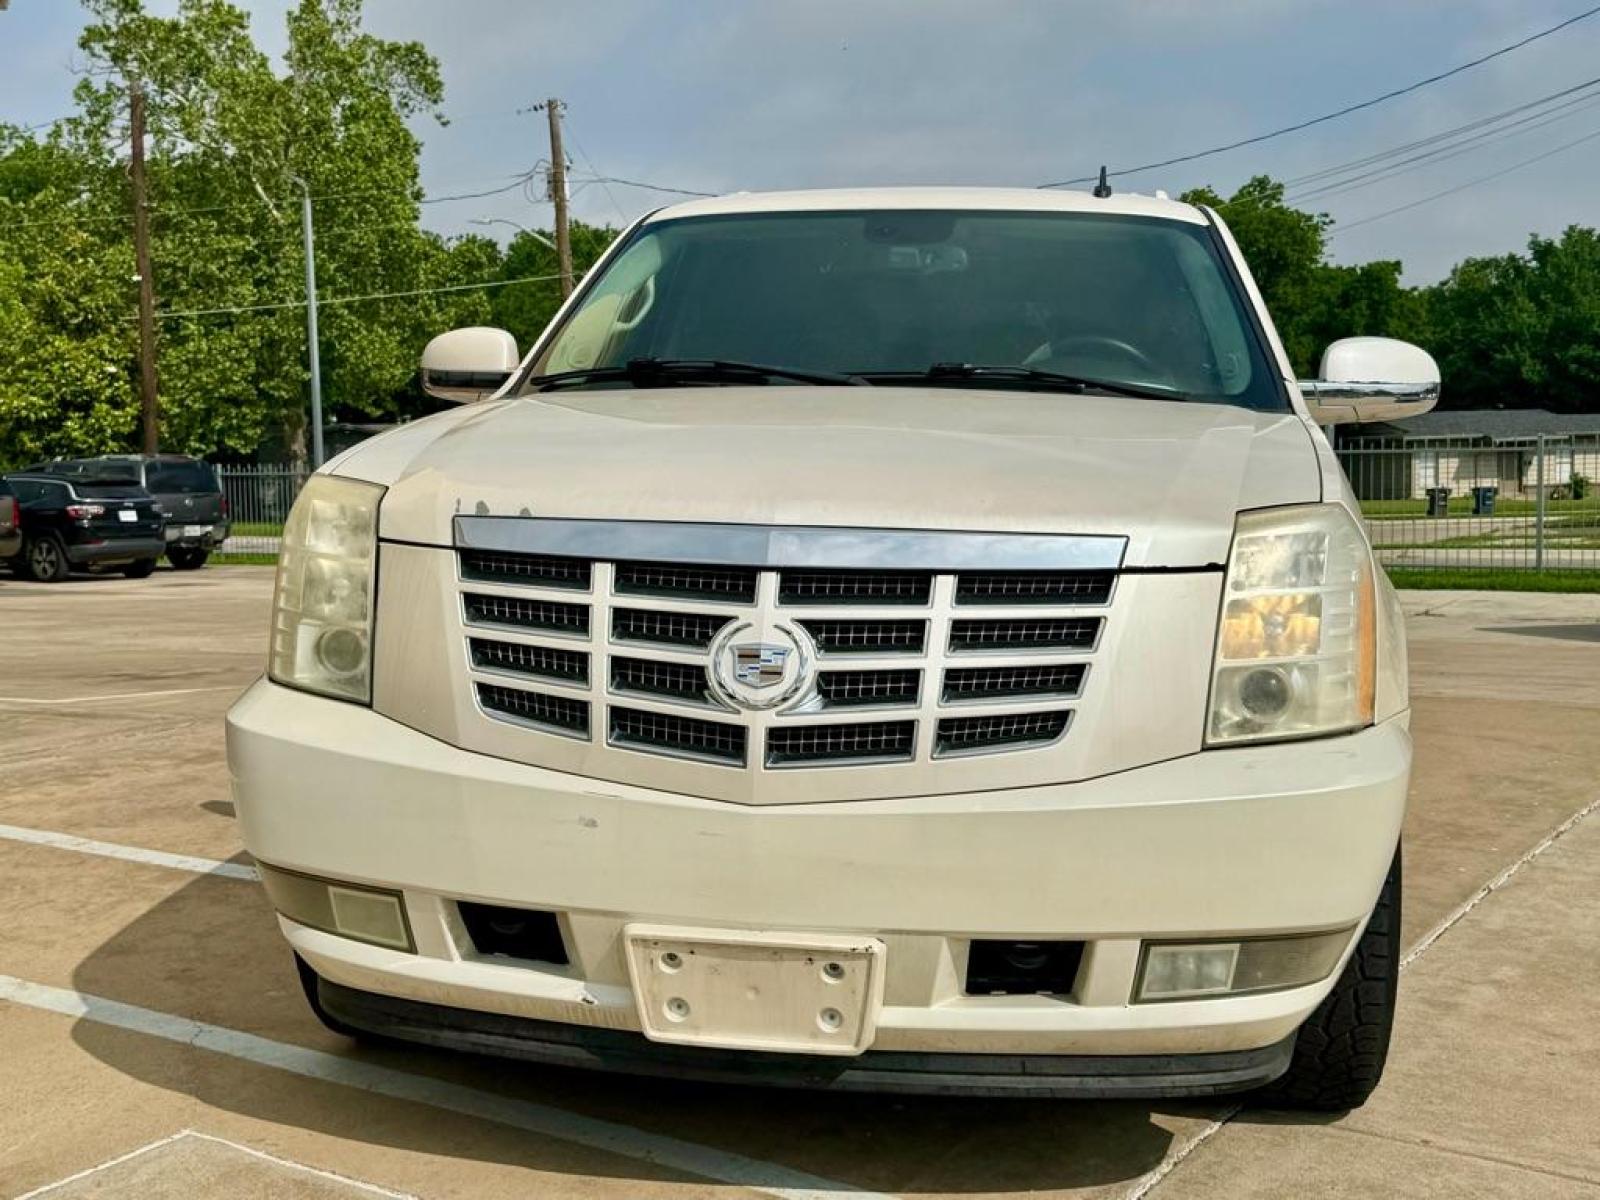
[1,568,1597,1199]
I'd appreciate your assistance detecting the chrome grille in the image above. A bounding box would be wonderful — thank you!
[477,682,590,736]
[615,561,758,603]
[454,533,1114,785]
[801,619,927,655]
[948,616,1100,653]
[779,570,932,606]
[936,711,1070,756]
[956,570,1114,606]
[611,706,747,764]
[613,608,730,648]
[461,549,591,590]
[817,669,920,708]
[464,592,590,636]
[470,638,589,685]
[768,720,916,766]
[942,663,1086,702]
[611,656,714,705]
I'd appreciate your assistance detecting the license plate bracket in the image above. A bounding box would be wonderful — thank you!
[624,925,885,1056]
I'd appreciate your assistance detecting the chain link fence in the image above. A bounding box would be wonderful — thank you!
[1340,434,1600,573]
[219,439,1600,575]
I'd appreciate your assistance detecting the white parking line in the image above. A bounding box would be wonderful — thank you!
[0,976,890,1200]
[0,823,258,881]
[14,1129,415,1199]
[0,685,243,705]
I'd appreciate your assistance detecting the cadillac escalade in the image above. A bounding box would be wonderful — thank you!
[226,188,1438,1108]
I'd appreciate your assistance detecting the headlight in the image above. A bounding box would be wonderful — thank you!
[268,475,384,704]
[1206,504,1375,746]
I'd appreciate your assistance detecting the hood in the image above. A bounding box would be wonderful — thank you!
[351,387,1321,568]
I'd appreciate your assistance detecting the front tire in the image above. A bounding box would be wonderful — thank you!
[167,546,209,570]
[122,557,158,579]
[1255,846,1401,1112]
[22,535,71,582]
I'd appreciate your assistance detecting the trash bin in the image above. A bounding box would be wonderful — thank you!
[1426,487,1452,517]
[1472,485,1497,516]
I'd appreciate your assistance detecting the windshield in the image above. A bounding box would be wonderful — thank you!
[527,209,1284,410]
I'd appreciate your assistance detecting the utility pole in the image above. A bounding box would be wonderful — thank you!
[292,177,325,468]
[129,80,159,455]
[541,98,574,297]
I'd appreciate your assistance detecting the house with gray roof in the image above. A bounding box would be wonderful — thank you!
[1337,409,1600,502]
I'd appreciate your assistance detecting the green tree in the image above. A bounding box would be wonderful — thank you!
[0,0,509,466]
[1182,176,1428,379]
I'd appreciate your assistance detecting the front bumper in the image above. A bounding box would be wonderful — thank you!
[312,968,1295,1098]
[228,679,1409,1076]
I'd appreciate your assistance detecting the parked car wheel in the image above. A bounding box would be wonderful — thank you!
[166,546,210,571]
[122,557,159,579]
[22,534,71,582]
[1253,846,1401,1112]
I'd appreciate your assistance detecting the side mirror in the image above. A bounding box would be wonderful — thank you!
[1298,337,1440,425]
[420,327,520,403]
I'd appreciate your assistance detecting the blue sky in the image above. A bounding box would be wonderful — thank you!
[3,0,1598,283]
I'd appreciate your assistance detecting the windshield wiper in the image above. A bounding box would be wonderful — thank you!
[528,357,867,391]
[855,363,1183,403]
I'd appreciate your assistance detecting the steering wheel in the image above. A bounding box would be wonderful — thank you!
[1023,334,1162,378]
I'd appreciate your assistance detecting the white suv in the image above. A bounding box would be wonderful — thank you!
[227,188,1437,1108]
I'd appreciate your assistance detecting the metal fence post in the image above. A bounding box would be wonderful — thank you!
[1534,434,1546,572]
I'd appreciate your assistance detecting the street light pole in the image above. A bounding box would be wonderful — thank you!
[470,217,557,251]
[292,177,324,468]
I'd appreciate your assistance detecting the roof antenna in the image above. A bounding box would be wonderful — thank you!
[1092,165,1113,199]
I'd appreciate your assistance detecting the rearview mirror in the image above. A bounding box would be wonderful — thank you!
[420,327,520,403]
[1298,337,1440,425]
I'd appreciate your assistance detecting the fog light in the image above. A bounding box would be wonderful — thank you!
[258,862,413,952]
[1139,943,1239,1000]
[1135,928,1354,1003]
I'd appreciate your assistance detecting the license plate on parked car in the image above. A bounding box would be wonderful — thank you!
[117,509,137,523]
[183,524,207,538]
[624,925,885,1055]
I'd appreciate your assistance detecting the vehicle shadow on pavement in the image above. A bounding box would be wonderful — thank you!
[1478,623,1600,643]
[67,865,1220,1195]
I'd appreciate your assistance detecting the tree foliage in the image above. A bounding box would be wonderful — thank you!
[0,0,619,467]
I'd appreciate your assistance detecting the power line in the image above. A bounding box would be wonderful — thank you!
[1329,123,1600,235]
[563,125,629,226]
[1289,87,1600,204]
[577,173,717,198]
[148,270,565,322]
[0,170,541,234]
[1038,4,1600,188]
[1282,75,1600,189]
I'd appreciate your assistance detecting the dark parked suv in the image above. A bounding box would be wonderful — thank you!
[26,454,229,569]
[2,474,165,581]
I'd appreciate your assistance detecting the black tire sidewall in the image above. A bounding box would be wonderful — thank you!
[25,535,69,582]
